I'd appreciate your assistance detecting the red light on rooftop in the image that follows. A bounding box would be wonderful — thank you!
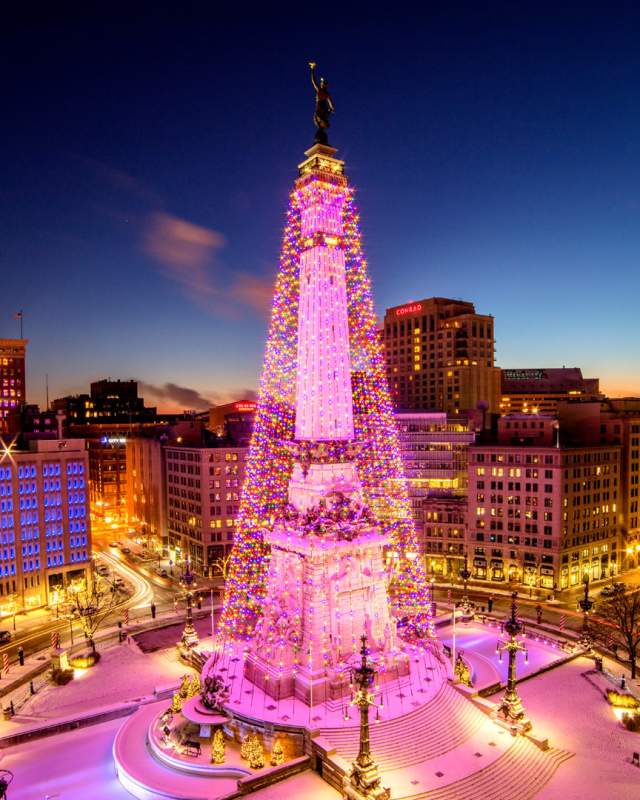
[395,303,422,317]
[234,402,256,412]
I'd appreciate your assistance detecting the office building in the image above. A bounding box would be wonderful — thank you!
[0,438,91,615]
[500,368,601,415]
[0,339,27,435]
[165,442,247,575]
[52,379,157,427]
[209,400,256,446]
[382,298,500,418]
[559,398,640,571]
[126,420,204,554]
[468,414,621,591]
[396,410,474,576]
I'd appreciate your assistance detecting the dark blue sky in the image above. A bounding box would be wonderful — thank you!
[2,3,639,410]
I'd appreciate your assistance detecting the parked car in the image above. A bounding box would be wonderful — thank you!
[121,547,131,555]
[158,569,168,578]
[0,631,11,644]
[109,541,119,548]
[96,565,109,576]
[601,582,625,598]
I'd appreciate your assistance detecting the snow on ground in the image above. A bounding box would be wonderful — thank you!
[2,716,131,800]
[495,656,640,800]
[439,620,565,689]
[135,615,217,653]
[1,713,340,800]
[3,628,639,800]
[17,639,189,720]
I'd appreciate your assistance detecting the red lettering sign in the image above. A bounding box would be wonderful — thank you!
[234,402,256,412]
[395,303,422,317]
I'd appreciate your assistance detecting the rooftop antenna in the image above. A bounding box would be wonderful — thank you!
[45,374,49,410]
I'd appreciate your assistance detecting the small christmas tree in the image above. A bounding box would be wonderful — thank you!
[240,732,253,760]
[248,737,265,769]
[179,674,191,699]
[270,738,285,766]
[211,729,225,764]
[171,692,183,713]
[189,674,201,698]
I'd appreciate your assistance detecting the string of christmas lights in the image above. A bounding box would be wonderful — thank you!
[220,163,433,642]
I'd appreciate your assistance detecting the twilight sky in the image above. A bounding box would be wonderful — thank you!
[2,4,639,411]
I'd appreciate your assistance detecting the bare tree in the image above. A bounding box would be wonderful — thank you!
[68,577,120,654]
[211,552,232,581]
[594,587,640,679]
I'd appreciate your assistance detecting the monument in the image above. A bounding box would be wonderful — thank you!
[220,63,432,704]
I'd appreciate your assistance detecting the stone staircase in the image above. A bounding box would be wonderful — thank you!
[318,682,486,771]
[400,737,573,800]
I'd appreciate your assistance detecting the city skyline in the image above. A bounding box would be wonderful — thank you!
[3,6,640,411]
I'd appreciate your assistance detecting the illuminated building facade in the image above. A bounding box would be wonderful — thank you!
[469,414,621,590]
[126,420,205,553]
[165,443,247,574]
[382,297,500,418]
[500,367,601,415]
[559,398,640,571]
[423,494,467,578]
[0,338,27,435]
[395,411,475,575]
[52,379,157,425]
[0,439,91,615]
[208,400,256,446]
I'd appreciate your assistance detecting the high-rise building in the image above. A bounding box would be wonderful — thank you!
[395,410,475,576]
[558,398,640,571]
[208,400,256,445]
[500,367,601,415]
[126,420,204,554]
[0,438,91,614]
[165,442,247,575]
[0,338,27,435]
[52,379,157,426]
[468,414,621,591]
[382,298,500,418]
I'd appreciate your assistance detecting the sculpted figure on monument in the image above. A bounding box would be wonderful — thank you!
[309,61,334,145]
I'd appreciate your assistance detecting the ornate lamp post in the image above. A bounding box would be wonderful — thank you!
[578,574,594,654]
[344,635,390,800]
[459,551,472,617]
[495,592,531,732]
[178,557,199,650]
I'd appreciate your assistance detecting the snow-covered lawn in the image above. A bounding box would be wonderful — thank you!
[17,640,190,720]
[494,656,640,800]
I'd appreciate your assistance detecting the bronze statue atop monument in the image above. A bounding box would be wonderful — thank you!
[309,61,334,145]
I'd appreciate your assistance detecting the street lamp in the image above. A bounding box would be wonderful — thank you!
[178,557,199,650]
[578,575,594,654]
[459,552,472,617]
[344,634,390,800]
[495,592,531,732]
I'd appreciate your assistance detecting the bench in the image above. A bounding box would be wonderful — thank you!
[183,739,201,758]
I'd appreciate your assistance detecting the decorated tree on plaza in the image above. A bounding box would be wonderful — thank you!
[220,138,432,643]
[248,737,265,770]
[270,739,285,766]
[240,733,253,760]
[189,674,201,698]
[211,729,225,764]
[178,674,191,699]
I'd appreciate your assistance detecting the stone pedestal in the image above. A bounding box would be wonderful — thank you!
[50,648,70,671]
[245,523,408,704]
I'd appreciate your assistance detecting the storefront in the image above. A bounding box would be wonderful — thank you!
[473,557,487,580]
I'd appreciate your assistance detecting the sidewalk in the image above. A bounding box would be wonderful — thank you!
[0,603,220,710]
